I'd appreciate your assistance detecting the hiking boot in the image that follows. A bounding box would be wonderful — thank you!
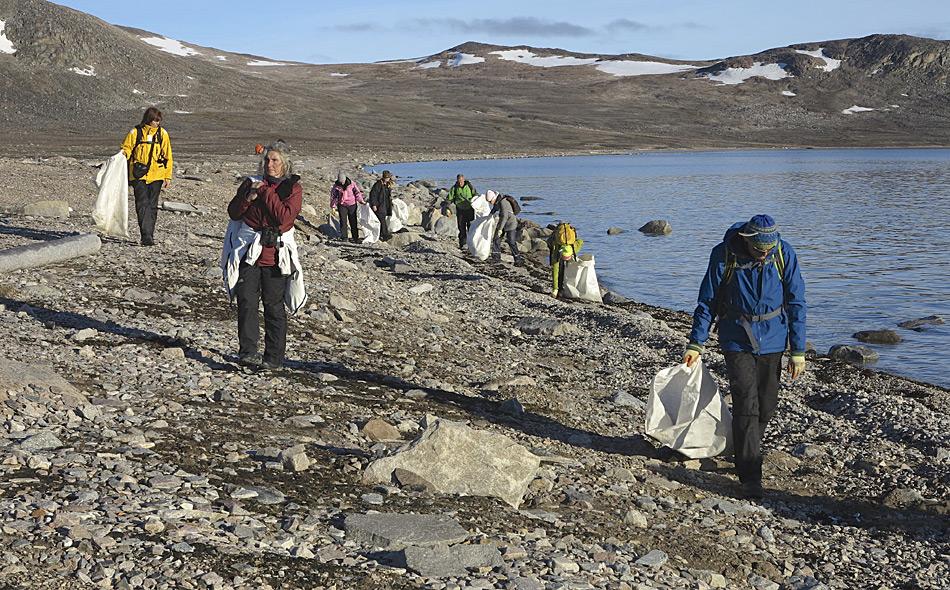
[551,288,559,298]
[740,480,764,500]
[141,238,155,246]
[238,352,262,368]
[260,358,283,370]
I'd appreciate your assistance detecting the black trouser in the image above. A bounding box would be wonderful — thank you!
[493,229,521,260]
[131,180,162,243]
[236,262,288,365]
[456,207,475,248]
[338,204,359,242]
[375,209,391,241]
[724,351,783,483]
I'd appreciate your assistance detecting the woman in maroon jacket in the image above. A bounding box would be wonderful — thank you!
[227,147,302,369]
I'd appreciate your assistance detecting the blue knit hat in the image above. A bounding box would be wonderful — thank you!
[738,214,779,249]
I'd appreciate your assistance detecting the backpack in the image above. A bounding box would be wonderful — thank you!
[714,242,785,319]
[503,195,522,215]
[553,222,576,246]
[129,126,164,181]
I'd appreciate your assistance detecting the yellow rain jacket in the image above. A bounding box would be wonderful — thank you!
[120,126,173,184]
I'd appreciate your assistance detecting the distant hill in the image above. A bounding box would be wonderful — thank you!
[1,0,948,155]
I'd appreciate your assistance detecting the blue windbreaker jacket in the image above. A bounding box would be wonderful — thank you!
[688,222,806,355]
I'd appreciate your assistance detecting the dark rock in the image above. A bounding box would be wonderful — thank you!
[852,329,902,344]
[829,344,880,365]
[343,513,469,549]
[607,227,624,235]
[638,220,672,235]
[898,315,944,331]
[603,290,629,304]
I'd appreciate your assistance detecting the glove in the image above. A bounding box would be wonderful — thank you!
[788,353,805,380]
[682,343,703,368]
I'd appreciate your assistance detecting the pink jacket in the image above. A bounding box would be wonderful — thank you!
[330,181,364,208]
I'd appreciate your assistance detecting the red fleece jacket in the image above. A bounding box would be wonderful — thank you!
[228,177,303,267]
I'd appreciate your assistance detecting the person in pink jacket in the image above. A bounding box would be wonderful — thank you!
[330,172,366,243]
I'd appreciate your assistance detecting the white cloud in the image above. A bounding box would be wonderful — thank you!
[141,36,201,57]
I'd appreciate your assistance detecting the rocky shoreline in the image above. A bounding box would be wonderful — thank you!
[0,154,946,589]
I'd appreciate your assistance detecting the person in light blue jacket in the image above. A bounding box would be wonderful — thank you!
[682,214,806,499]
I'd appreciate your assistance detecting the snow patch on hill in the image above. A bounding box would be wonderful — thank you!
[215,56,227,61]
[450,53,484,67]
[595,60,697,76]
[247,60,288,66]
[0,20,15,54]
[141,36,201,57]
[795,48,841,72]
[68,65,96,76]
[782,90,797,96]
[706,62,790,85]
[329,72,349,77]
[416,60,442,69]
[491,49,597,68]
[490,49,696,77]
[842,105,874,114]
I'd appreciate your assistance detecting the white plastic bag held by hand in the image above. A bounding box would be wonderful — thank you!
[388,198,410,233]
[644,360,732,458]
[467,215,497,260]
[562,254,603,303]
[92,152,130,238]
[358,203,381,244]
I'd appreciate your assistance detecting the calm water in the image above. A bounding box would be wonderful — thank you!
[372,150,950,388]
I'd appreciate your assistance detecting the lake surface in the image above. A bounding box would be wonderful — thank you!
[371,149,950,388]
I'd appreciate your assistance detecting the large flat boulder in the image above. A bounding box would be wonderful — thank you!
[516,317,580,337]
[0,357,87,408]
[829,344,880,365]
[363,416,541,508]
[343,513,469,550]
[22,200,70,218]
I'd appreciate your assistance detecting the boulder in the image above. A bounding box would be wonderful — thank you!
[398,543,503,578]
[362,418,402,442]
[159,201,201,214]
[22,200,70,218]
[343,513,469,550]
[406,204,423,226]
[328,294,356,312]
[516,317,580,337]
[853,329,902,344]
[603,290,630,305]
[897,315,944,331]
[607,227,625,235]
[0,357,87,407]
[422,207,443,231]
[829,344,880,365]
[638,220,672,235]
[433,216,457,238]
[300,204,318,218]
[363,416,541,508]
[388,232,422,248]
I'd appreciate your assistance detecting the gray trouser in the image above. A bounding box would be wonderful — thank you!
[724,351,783,483]
[493,229,520,259]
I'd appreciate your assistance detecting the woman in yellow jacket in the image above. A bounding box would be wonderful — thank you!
[121,107,173,246]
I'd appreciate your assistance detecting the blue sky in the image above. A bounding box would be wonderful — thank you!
[55,0,950,64]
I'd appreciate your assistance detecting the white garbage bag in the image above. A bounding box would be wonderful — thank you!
[358,203,381,244]
[388,198,410,233]
[92,151,130,238]
[562,254,603,303]
[466,206,497,261]
[470,194,491,217]
[644,360,732,459]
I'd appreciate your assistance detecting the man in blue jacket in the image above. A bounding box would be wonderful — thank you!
[682,214,806,499]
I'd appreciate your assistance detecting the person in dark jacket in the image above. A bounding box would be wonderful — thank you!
[369,170,395,241]
[446,174,477,249]
[487,190,521,264]
[226,147,303,369]
[683,214,806,499]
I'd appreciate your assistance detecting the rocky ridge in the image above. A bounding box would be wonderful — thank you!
[0,154,945,589]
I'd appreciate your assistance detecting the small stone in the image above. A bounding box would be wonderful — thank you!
[551,556,580,573]
[19,432,64,452]
[73,328,98,342]
[408,283,434,295]
[622,508,648,528]
[160,347,186,360]
[318,372,338,382]
[361,493,384,505]
[171,542,194,553]
[611,391,644,408]
[635,549,668,568]
[362,418,402,442]
[500,398,525,418]
[329,294,356,312]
